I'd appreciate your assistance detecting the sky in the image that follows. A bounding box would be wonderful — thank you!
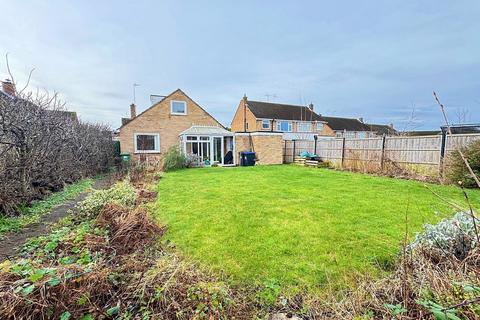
[1,1,479,130]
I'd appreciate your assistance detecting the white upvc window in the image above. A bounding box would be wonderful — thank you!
[358,132,367,139]
[297,121,312,132]
[170,100,187,115]
[134,133,160,153]
[276,121,292,132]
[345,131,355,138]
[261,120,270,130]
[316,122,324,131]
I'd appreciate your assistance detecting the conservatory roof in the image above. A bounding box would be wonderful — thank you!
[179,125,233,136]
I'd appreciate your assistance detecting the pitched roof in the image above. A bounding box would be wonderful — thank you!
[441,124,480,134]
[246,100,323,121]
[404,130,441,136]
[318,116,370,131]
[179,125,233,136]
[119,89,224,130]
[365,123,397,135]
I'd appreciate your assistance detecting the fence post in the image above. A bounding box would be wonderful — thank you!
[314,135,318,155]
[341,137,346,168]
[439,130,447,177]
[293,140,296,161]
[380,134,386,171]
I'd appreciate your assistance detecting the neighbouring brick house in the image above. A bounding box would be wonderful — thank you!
[319,116,397,138]
[231,95,396,139]
[231,96,333,140]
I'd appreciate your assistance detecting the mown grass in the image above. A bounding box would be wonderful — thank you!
[0,178,94,236]
[155,165,480,293]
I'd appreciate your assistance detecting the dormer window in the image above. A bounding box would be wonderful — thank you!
[171,100,187,115]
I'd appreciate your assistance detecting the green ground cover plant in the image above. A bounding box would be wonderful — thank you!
[155,165,480,293]
[0,178,94,236]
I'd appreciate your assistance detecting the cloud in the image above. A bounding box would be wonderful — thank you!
[0,0,479,130]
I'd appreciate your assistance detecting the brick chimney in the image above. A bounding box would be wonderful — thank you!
[308,103,314,111]
[130,103,137,119]
[1,79,16,96]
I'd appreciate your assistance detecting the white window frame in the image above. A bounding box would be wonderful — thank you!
[276,121,292,132]
[170,100,187,115]
[134,133,160,153]
[261,120,270,130]
[297,121,312,132]
[316,122,324,131]
[345,131,355,138]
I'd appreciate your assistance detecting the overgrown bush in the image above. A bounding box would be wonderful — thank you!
[162,145,187,171]
[446,140,480,187]
[0,88,115,215]
[409,211,479,259]
[76,180,137,219]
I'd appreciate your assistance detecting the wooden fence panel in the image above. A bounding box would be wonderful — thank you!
[344,138,383,161]
[282,133,480,177]
[316,138,343,160]
[445,134,480,157]
[384,135,441,165]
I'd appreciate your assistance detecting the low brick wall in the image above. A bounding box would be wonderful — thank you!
[234,133,283,165]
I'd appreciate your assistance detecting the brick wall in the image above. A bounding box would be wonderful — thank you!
[234,133,283,165]
[118,89,221,161]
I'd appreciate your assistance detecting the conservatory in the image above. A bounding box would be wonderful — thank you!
[179,125,235,166]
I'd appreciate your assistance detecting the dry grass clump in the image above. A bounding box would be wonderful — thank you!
[307,239,480,319]
[97,203,164,255]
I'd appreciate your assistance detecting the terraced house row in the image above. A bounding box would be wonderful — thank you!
[118,89,396,165]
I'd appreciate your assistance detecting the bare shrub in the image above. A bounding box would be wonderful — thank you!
[0,89,114,215]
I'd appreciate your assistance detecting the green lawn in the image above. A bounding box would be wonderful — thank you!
[155,165,479,292]
[0,178,94,236]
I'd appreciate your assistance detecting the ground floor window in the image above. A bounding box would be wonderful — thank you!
[134,133,160,153]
